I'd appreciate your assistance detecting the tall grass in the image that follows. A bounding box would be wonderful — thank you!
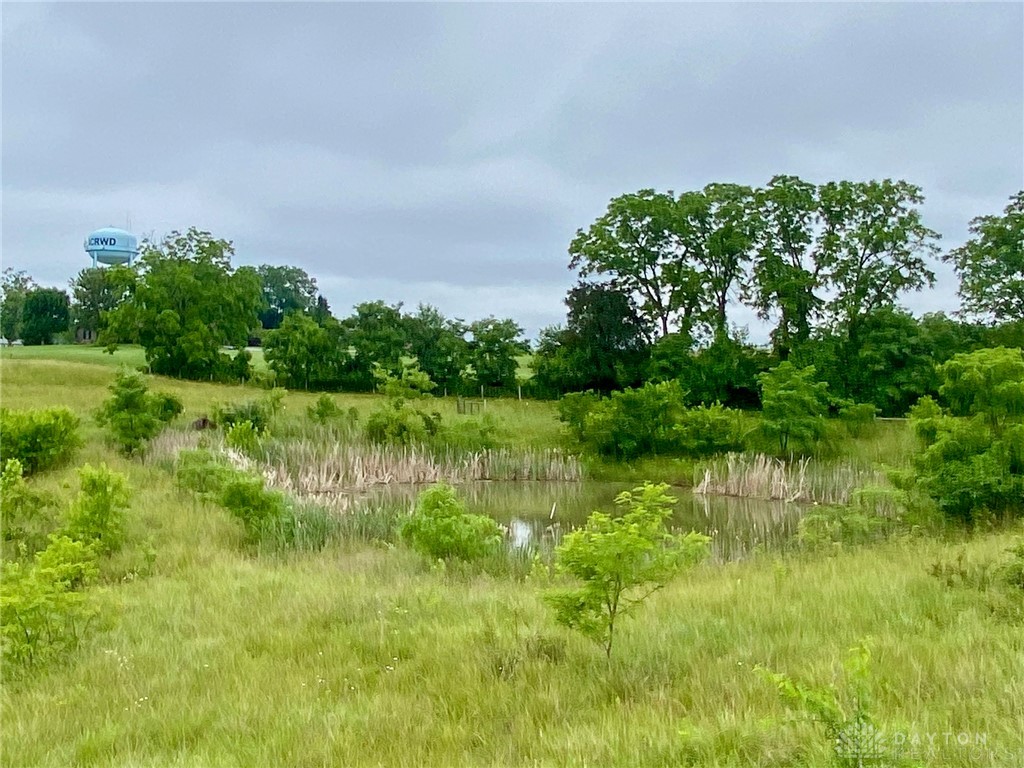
[3,353,1023,767]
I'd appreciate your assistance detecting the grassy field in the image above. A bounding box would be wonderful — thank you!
[0,343,267,373]
[2,354,1022,767]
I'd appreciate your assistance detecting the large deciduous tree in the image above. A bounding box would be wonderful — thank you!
[264,313,346,390]
[0,269,36,342]
[403,304,468,394]
[816,179,939,347]
[104,228,261,380]
[945,192,1023,324]
[569,190,685,338]
[675,183,758,340]
[468,317,528,392]
[749,175,823,359]
[531,283,651,396]
[21,288,71,345]
[70,266,136,341]
[256,265,320,330]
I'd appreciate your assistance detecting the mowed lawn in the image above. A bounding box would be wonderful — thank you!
[0,353,1022,767]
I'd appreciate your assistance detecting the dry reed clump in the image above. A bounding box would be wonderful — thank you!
[146,429,583,514]
[693,453,886,505]
[142,429,202,465]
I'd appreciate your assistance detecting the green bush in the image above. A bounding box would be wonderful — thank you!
[0,459,56,559]
[556,391,601,445]
[219,474,290,544]
[757,362,830,456]
[175,449,236,496]
[838,402,878,438]
[64,464,132,554]
[306,394,344,425]
[0,534,99,671]
[365,403,441,446]
[225,420,262,456]
[400,483,501,562]
[998,540,1024,591]
[94,369,182,455]
[910,348,1024,523]
[440,414,504,452]
[0,407,81,474]
[557,384,742,460]
[214,389,286,434]
[675,403,745,456]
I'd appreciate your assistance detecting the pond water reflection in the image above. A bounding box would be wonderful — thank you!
[362,481,806,562]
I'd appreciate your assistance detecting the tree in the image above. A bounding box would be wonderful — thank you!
[331,301,409,391]
[95,369,182,455]
[0,269,36,342]
[569,190,692,337]
[544,483,710,658]
[69,266,136,341]
[911,347,1024,522]
[757,362,830,456]
[749,175,823,359]
[816,180,939,347]
[468,317,528,392]
[531,283,651,396]
[675,183,758,339]
[104,228,261,380]
[823,308,937,417]
[21,288,70,345]
[264,313,346,390]
[404,304,468,393]
[256,265,319,330]
[946,192,1023,324]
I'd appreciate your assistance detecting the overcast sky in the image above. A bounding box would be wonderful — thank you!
[3,2,1022,341]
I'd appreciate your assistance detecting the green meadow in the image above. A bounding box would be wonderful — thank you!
[1,354,1022,767]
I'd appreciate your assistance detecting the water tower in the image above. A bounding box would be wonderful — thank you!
[84,227,139,268]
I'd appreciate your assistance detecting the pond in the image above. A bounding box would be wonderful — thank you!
[360,481,806,562]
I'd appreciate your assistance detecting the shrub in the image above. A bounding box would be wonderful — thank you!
[0,459,56,559]
[675,403,745,456]
[214,389,286,434]
[556,391,601,445]
[838,402,878,438]
[0,534,99,670]
[998,540,1024,591]
[910,349,1024,523]
[307,394,344,425]
[400,483,501,562]
[757,643,881,768]
[365,403,441,446]
[757,362,830,456]
[440,414,504,452]
[175,449,236,496]
[219,474,290,544]
[225,420,262,456]
[558,384,743,460]
[64,464,132,554]
[0,407,81,474]
[544,482,710,658]
[95,369,182,455]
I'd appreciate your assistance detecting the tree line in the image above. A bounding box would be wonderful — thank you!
[533,181,1022,415]
[0,181,1019,415]
[0,228,529,395]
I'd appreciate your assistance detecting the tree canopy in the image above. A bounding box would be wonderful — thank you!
[104,228,260,380]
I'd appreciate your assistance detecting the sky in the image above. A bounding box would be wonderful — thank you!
[2,2,1022,342]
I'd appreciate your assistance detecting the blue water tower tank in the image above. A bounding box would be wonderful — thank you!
[84,227,139,267]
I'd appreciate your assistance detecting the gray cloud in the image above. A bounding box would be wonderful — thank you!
[3,2,1021,340]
